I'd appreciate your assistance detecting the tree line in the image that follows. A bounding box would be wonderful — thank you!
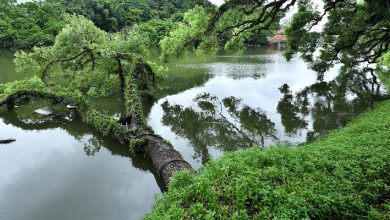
[0,0,213,50]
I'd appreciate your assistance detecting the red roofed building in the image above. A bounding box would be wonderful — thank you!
[268,29,287,48]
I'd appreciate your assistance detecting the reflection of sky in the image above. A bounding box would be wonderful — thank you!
[148,52,339,168]
[0,120,160,220]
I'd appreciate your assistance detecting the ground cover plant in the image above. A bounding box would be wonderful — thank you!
[146,100,390,219]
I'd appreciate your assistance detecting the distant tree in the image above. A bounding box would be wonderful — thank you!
[0,1,64,49]
[136,19,175,48]
[149,0,214,19]
[53,0,160,32]
[49,0,213,32]
[0,0,215,49]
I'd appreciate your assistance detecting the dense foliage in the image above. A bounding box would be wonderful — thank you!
[160,6,217,61]
[285,0,390,79]
[148,0,213,20]
[48,0,154,32]
[1,1,389,219]
[146,100,390,219]
[0,77,135,145]
[136,18,175,48]
[0,0,64,49]
[161,0,389,79]
[160,5,280,61]
[14,15,156,99]
[0,0,214,49]
[53,0,213,31]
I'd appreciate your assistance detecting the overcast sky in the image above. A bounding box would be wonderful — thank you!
[210,0,224,6]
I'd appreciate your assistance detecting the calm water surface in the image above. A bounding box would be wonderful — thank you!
[0,47,386,219]
[0,49,161,220]
[148,48,386,168]
[0,50,31,83]
[0,103,161,220]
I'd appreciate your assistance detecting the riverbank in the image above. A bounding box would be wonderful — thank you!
[145,99,390,219]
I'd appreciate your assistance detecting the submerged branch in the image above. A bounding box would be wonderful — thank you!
[0,139,16,144]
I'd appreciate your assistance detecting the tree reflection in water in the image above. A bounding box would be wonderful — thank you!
[0,106,166,190]
[161,93,278,164]
[162,69,389,165]
[83,135,103,156]
[277,68,388,142]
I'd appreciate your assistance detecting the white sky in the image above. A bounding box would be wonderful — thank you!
[210,0,225,6]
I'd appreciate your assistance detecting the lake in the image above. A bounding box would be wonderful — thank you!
[0,47,386,219]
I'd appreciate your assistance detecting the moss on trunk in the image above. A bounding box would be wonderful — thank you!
[0,77,192,188]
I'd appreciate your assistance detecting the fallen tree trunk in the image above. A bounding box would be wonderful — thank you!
[121,117,192,186]
[0,80,192,188]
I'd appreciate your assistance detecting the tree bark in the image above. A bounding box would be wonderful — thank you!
[121,117,192,187]
[116,57,126,93]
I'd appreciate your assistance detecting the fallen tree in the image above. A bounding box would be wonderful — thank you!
[0,76,192,187]
[1,15,192,188]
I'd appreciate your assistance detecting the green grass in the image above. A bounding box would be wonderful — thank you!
[145,100,390,219]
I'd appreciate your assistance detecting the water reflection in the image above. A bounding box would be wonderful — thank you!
[183,63,267,79]
[1,107,163,182]
[277,85,308,135]
[83,135,104,156]
[159,71,387,165]
[0,50,31,83]
[0,105,164,220]
[149,48,388,168]
[149,51,330,167]
[161,93,278,164]
[277,70,387,142]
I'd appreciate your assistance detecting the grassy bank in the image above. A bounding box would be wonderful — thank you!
[145,100,390,219]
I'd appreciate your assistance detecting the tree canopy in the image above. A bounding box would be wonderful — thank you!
[0,0,64,49]
[0,0,215,49]
[14,15,156,99]
[161,0,390,79]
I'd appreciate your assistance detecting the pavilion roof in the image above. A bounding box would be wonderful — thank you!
[269,35,287,42]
